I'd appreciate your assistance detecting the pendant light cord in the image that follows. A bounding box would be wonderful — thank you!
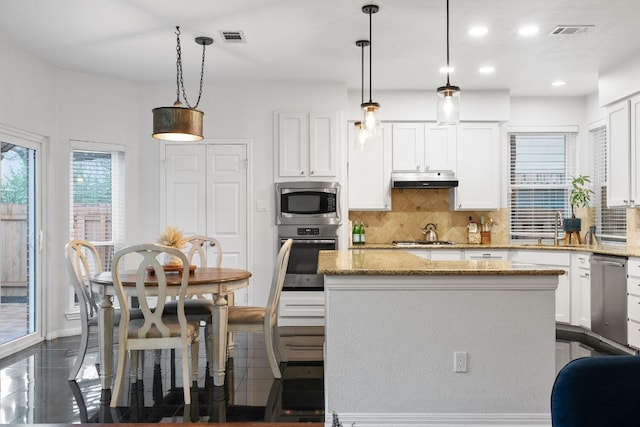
[361,42,365,104]
[445,0,451,86]
[368,10,373,103]
[175,26,207,109]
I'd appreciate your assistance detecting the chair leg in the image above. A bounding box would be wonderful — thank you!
[68,324,91,381]
[110,347,128,408]
[264,326,282,379]
[131,350,139,384]
[181,344,193,405]
[273,322,288,363]
[191,340,200,384]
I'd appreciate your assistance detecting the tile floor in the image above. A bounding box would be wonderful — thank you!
[0,326,630,424]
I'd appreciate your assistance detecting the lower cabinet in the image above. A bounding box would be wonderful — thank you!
[463,249,508,260]
[571,253,591,329]
[627,257,640,349]
[510,250,571,324]
[405,249,463,260]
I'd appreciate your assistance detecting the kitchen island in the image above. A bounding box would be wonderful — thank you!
[319,250,564,427]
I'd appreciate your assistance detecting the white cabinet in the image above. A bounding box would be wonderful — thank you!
[607,95,640,207]
[348,123,392,210]
[463,249,508,260]
[387,249,463,260]
[627,258,640,349]
[279,291,325,327]
[570,253,591,329]
[510,250,571,324]
[275,110,339,178]
[391,122,456,172]
[450,123,500,211]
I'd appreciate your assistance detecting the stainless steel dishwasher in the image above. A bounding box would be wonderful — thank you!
[591,254,628,345]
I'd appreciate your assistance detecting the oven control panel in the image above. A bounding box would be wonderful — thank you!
[296,227,320,236]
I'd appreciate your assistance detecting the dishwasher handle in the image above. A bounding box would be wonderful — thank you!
[591,259,626,268]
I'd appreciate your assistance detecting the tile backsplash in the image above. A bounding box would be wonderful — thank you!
[349,188,509,244]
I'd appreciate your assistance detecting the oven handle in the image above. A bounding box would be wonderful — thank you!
[280,238,336,245]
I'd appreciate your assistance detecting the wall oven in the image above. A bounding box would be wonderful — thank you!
[278,225,338,291]
[275,181,340,225]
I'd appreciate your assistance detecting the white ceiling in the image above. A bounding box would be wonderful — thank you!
[0,0,638,96]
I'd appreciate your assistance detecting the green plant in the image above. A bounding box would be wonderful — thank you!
[570,175,594,218]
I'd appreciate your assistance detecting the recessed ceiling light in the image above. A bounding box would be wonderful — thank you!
[552,80,566,87]
[439,66,454,73]
[479,66,495,74]
[519,25,539,36]
[468,26,488,37]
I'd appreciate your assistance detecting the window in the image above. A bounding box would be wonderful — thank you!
[509,133,576,240]
[69,141,125,270]
[591,125,626,242]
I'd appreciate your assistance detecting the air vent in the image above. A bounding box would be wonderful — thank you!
[220,31,246,43]
[549,25,594,35]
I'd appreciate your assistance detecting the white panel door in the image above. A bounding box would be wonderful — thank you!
[392,123,425,171]
[164,144,207,234]
[607,99,631,207]
[425,125,456,171]
[206,144,247,270]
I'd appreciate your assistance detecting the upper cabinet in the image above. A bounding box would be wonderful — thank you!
[391,123,456,172]
[275,110,339,178]
[607,96,640,207]
[450,123,500,211]
[348,123,392,210]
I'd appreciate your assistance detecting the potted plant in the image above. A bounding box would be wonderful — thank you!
[563,175,594,232]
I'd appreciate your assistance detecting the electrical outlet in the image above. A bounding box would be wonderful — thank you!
[454,351,468,373]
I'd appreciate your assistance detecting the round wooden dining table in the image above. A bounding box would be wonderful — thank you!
[91,267,251,389]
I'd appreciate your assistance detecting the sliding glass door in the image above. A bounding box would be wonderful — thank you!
[0,129,43,356]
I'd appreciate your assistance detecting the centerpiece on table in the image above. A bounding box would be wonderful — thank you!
[158,225,188,267]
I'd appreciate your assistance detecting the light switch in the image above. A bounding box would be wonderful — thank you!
[256,200,267,211]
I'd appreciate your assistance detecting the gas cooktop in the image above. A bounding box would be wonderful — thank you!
[392,240,455,247]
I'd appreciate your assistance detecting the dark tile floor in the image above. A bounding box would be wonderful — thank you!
[0,327,630,424]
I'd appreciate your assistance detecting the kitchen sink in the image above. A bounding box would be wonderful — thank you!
[393,240,455,247]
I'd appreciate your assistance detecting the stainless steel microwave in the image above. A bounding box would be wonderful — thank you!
[275,181,341,225]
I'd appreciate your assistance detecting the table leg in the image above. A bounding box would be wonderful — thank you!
[98,294,115,390]
[211,292,229,386]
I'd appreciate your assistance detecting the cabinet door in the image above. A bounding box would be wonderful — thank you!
[392,123,425,171]
[607,100,631,207]
[348,123,392,210]
[425,125,456,171]
[278,111,308,177]
[631,95,640,205]
[578,269,591,329]
[309,111,338,177]
[452,123,500,210]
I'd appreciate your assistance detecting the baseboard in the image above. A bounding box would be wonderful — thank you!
[325,412,551,427]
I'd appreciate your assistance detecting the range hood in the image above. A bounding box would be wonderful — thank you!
[391,171,458,189]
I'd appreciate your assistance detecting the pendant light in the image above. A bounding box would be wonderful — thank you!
[361,4,380,135]
[354,39,371,150]
[436,0,460,125]
[152,27,213,141]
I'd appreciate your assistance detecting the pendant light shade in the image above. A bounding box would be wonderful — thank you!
[152,28,212,141]
[354,39,371,151]
[362,4,381,135]
[436,0,460,125]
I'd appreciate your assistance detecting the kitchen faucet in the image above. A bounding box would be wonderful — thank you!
[554,211,563,247]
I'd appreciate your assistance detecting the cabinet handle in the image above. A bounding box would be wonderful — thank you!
[300,171,304,175]
[310,170,314,175]
[631,199,635,204]
[416,165,420,170]
[624,199,629,204]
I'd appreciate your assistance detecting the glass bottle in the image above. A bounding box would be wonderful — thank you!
[359,221,366,244]
[352,220,360,245]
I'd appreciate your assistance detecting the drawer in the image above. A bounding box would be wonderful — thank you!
[573,253,590,269]
[628,277,640,296]
[628,294,640,321]
[628,319,640,350]
[464,250,508,260]
[510,250,570,266]
[629,258,640,278]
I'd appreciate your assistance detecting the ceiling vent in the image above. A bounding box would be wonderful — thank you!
[220,31,246,43]
[549,25,594,35]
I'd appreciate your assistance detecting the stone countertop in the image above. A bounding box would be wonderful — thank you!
[318,250,566,276]
[351,242,640,257]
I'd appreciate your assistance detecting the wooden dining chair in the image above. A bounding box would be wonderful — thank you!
[65,239,143,381]
[110,244,200,408]
[227,238,293,378]
[164,235,222,373]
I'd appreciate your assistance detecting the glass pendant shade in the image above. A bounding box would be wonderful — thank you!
[436,84,460,125]
[354,121,371,151]
[361,101,381,135]
[152,102,204,141]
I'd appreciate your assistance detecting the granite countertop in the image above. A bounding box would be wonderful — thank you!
[318,250,566,276]
[352,242,640,257]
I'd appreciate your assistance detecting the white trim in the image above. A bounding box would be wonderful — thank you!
[505,125,579,133]
[588,118,606,131]
[325,412,551,427]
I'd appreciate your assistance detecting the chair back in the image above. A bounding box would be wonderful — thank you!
[264,239,293,327]
[551,355,640,427]
[184,235,222,267]
[111,244,191,339]
[66,239,103,320]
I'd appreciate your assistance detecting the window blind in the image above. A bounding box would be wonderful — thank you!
[69,142,125,270]
[509,133,575,240]
[591,125,626,242]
